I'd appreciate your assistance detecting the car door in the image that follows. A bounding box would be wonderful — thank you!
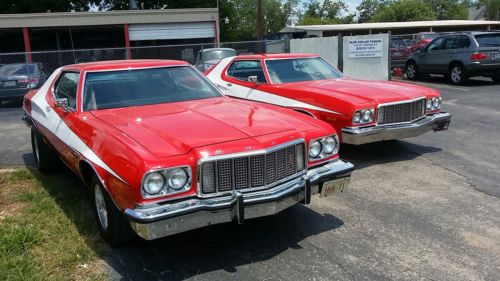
[46,71,82,172]
[219,59,272,102]
[436,36,461,74]
[419,37,446,73]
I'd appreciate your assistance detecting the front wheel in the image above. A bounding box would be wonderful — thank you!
[405,62,419,80]
[91,176,134,245]
[449,64,467,85]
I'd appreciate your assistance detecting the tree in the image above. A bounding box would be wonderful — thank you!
[356,0,387,23]
[481,0,500,20]
[371,0,437,22]
[298,0,354,25]
[422,0,468,20]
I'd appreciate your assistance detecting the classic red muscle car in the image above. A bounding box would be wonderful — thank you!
[205,54,452,145]
[22,60,354,244]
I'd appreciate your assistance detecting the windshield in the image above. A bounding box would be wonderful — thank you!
[0,64,36,77]
[83,66,222,111]
[265,57,343,84]
[475,33,500,46]
[203,50,237,61]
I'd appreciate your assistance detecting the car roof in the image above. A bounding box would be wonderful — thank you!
[234,53,320,60]
[63,59,190,72]
[200,48,236,52]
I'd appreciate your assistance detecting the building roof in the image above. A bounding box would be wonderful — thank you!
[468,6,487,21]
[0,8,218,29]
[281,20,500,33]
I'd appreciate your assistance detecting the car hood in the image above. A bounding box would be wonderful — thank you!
[90,97,318,158]
[277,78,434,107]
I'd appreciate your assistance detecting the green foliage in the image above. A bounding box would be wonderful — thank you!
[371,0,437,22]
[422,0,469,20]
[481,0,500,20]
[299,0,354,25]
[356,0,388,23]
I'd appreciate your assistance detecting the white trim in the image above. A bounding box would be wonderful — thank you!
[30,68,126,183]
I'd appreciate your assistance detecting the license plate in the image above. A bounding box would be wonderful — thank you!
[492,53,500,59]
[320,177,350,198]
[393,52,402,56]
[4,81,16,87]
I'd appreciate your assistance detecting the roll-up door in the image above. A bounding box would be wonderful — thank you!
[129,22,215,41]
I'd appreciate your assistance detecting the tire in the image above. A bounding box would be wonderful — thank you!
[91,176,134,245]
[405,61,419,80]
[31,127,60,173]
[449,64,467,85]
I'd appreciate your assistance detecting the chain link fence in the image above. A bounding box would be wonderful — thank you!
[0,40,286,103]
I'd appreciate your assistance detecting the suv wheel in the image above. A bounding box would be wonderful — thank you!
[449,64,467,85]
[405,62,419,80]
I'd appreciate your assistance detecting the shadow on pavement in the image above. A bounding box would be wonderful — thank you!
[27,164,344,281]
[0,99,23,108]
[399,75,495,87]
[340,140,441,169]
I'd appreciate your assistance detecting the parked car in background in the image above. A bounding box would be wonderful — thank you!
[205,54,451,145]
[406,32,500,84]
[195,48,237,72]
[391,38,412,67]
[410,32,439,53]
[0,63,47,104]
[22,59,354,245]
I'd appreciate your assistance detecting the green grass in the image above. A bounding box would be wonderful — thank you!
[0,168,107,281]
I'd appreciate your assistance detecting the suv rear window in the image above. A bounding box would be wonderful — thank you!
[475,33,500,47]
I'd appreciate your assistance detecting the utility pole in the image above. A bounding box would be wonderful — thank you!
[256,0,264,53]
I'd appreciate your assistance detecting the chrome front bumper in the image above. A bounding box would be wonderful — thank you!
[341,112,451,145]
[124,159,354,240]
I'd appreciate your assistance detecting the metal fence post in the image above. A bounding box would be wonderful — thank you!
[388,31,391,81]
[337,33,343,71]
[284,35,290,53]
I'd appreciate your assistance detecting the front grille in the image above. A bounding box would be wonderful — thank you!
[200,142,306,195]
[377,98,426,125]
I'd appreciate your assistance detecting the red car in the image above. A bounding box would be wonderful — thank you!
[22,60,354,244]
[205,54,451,145]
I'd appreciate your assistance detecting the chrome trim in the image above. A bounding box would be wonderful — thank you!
[308,134,338,161]
[140,165,193,200]
[342,112,451,145]
[197,138,305,198]
[125,159,354,240]
[375,97,427,126]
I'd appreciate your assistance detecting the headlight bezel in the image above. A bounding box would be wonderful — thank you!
[427,97,442,111]
[308,135,339,161]
[141,166,192,199]
[352,108,375,125]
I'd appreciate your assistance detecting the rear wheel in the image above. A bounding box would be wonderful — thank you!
[91,176,134,245]
[405,61,419,80]
[449,64,467,85]
[31,127,60,173]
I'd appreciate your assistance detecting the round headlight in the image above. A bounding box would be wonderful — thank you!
[353,111,362,123]
[309,141,322,158]
[427,99,433,110]
[324,136,337,154]
[167,168,188,190]
[143,172,165,195]
[432,98,440,109]
[362,110,372,121]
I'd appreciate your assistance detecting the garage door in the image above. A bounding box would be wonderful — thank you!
[129,22,215,41]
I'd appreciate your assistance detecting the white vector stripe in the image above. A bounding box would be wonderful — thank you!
[30,68,125,183]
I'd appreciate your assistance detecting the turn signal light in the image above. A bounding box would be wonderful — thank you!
[471,52,487,60]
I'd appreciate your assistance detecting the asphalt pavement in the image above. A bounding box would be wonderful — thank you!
[0,77,499,281]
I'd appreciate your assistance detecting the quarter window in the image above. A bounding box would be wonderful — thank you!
[54,72,79,109]
[227,60,267,83]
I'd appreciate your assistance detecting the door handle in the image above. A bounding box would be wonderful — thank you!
[226,83,232,87]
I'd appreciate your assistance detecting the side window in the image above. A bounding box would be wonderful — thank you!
[443,36,459,50]
[427,37,445,51]
[227,60,267,83]
[54,72,79,109]
[459,36,471,48]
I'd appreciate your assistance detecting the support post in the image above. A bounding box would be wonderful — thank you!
[124,24,132,59]
[22,27,32,63]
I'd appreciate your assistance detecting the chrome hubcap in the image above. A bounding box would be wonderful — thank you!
[407,65,416,78]
[451,67,462,82]
[94,184,108,230]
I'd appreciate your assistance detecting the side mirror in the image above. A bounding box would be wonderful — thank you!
[54,98,72,112]
[247,75,259,84]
